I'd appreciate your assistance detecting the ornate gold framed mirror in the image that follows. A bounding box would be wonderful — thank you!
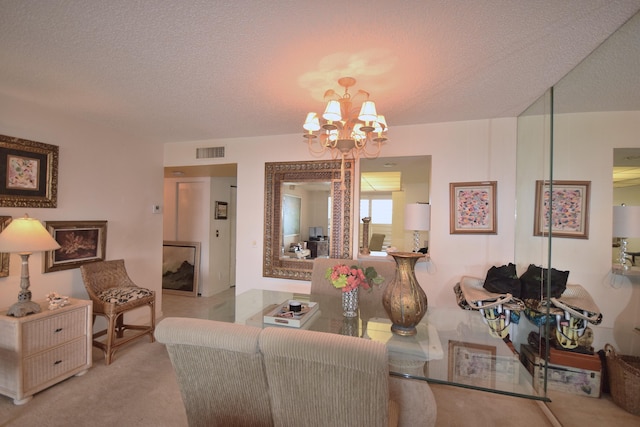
[263,160,353,281]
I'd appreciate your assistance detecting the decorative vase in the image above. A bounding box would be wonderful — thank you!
[342,288,359,317]
[382,252,427,336]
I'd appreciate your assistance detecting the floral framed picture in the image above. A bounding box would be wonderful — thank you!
[449,181,497,234]
[43,221,108,273]
[0,134,59,208]
[534,180,590,239]
[448,340,497,388]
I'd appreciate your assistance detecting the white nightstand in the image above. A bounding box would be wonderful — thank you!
[0,298,92,405]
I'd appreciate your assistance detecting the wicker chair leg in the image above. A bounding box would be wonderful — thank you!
[149,302,156,343]
[116,314,125,338]
[104,313,118,365]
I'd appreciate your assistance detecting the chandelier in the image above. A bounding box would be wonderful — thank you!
[303,77,388,165]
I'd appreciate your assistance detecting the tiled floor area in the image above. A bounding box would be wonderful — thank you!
[161,290,640,426]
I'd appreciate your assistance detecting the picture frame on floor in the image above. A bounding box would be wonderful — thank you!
[162,240,201,297]
[448,340,496,388]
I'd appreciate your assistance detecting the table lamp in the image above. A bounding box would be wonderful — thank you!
[0,214,61,317]
[613,204,640,270]
[404,203,431,253]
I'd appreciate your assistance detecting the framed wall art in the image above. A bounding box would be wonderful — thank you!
[448,340,497,388]
[43,221,107,273]
[0,216,11,277]
[534,180,590,239]
[215,201,228,220]
[162,240,201,296]
[450,181,497,234]
[0,134,59,208]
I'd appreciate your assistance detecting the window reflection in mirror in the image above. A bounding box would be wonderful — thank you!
[280,181,330,261]
[358,156,431,255]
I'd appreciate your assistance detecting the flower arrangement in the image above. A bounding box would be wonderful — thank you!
[325,264,384,292]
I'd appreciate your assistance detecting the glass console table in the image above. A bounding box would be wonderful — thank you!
[200,289,545,401]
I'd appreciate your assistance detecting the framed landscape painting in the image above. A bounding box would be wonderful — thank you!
[162,240,201,296]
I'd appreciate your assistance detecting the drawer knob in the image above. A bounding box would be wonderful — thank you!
[54,328,63,333]
[54,360,62,365]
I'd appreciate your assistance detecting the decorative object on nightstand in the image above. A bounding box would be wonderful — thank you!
[405,203,431,252]
[613,204,640,271]
[0,214,61,317]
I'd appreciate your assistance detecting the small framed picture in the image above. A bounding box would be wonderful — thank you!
[43,221,108,273]
[0,134,59,208]
[534,180,590,239]
[448,340,497,388]
[450,181,497,234]
[215,201,228,220]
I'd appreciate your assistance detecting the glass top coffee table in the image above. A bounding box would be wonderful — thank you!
[200,288,544,401]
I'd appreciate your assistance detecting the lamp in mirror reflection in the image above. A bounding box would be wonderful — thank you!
[0,214,61,317]
[405,203,431,253]
[612,204,640,270]
[303,77,388,187]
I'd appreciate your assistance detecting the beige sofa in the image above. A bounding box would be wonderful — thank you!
[156,316,436,426]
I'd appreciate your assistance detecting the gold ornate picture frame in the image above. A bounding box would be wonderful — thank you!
[0,134,59,208]
[43,221,108,273]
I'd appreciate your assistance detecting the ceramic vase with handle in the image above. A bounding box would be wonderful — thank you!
[382,252,427,336]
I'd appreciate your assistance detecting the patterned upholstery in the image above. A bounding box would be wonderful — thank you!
[98,287,154,305]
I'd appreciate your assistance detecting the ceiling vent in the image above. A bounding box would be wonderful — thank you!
[196,146,225,159]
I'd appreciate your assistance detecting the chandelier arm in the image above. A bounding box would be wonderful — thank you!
[358,138,384,158]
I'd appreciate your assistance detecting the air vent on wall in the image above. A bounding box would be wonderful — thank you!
[196,146,225,159]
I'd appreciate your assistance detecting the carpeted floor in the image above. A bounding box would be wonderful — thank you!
[0,339,188,427]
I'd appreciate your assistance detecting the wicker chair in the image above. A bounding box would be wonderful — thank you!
[80,259,156,365]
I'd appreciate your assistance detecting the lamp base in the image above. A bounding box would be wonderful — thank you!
[7,300,41,317]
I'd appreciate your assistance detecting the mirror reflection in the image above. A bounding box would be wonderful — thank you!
[358,156,431,255]
[280,181,330,260]
[263,160,353,281]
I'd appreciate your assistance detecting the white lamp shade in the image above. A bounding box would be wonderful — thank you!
[322,100,342,122]
[613,205,640,238]
[405,203,431,231]
[0,216,61,253]
[358,101,378,122]
[303,112,321,131]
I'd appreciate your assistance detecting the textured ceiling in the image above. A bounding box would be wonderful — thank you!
[1,1,639,145]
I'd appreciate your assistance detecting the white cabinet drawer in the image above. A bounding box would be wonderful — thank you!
[23,337,87,392]
[22,307,87,356]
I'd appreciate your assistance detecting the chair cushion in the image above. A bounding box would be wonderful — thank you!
[97,286,153,305]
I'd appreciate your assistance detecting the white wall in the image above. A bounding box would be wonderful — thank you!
[164,117,518,308]
[0,98,164,325]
